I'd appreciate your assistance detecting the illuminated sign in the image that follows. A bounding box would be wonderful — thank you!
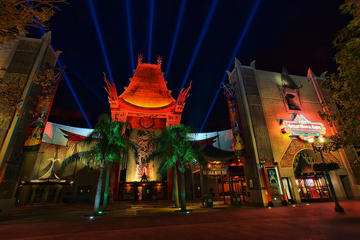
[280,114,326,140]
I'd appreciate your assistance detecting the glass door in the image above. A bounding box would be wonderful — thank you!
[295,176,329,201]
[282,178,294,202]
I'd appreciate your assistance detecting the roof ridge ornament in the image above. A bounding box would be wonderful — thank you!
[250,60,256,69]
[157,56,162,66]
[104,73,118,102]
[138,53,143,64]
[177,81,192,105]
[282,66,299,89]
[307,67,316,81]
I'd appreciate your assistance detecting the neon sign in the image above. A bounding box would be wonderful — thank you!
[281,114,326,140]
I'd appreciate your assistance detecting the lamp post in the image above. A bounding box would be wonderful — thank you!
[308,137,344,213]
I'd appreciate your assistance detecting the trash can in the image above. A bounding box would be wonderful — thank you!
[231,194,242,207]
[205,194,213,208]
[235,194,242,207]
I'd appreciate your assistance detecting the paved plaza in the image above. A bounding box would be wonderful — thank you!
[0,201,360,240]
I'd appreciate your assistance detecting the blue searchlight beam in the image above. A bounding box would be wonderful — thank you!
[200,0,262,133]
[165,0,187,80]
[30,7,93,128]
[58,60,93,128]
[147,0,155,62]
[126,0,135,73]
[68,68,107,106]
[88,0,115,83]
[178,0,219,95]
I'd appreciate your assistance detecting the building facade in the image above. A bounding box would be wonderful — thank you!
[227,58,360,206]
[0,33,60,215]
[104,56,191,201]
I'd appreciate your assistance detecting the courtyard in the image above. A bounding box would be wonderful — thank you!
[1,201,360,240]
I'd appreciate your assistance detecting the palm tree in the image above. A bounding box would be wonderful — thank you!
[150,124,204,211]
[61,114,137,215]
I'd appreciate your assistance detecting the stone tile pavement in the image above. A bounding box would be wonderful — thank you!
[0,200,359,240]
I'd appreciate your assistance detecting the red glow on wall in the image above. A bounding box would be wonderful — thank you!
[105,58,191,200]
[230,163,244,167]
[120,63,175,108]
[281,114,326,140]
[104,58,191,129]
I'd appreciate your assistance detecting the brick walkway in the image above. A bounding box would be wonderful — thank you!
[0,201,359,240]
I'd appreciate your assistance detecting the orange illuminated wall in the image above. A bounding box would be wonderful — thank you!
[104,55,190,200]
[104,55,191,130]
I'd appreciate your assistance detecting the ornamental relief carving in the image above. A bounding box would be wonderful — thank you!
[280,139,342,168]
[139,117,154,129]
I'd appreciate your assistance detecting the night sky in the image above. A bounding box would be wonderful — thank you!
[29,0,347,132]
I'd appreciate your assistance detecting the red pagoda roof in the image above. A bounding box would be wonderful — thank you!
[119,62,175,108]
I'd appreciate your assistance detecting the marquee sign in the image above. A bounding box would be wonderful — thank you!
[280,114,326,140]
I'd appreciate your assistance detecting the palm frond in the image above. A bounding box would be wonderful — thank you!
[61,149,98,172]
[149,124,204,176]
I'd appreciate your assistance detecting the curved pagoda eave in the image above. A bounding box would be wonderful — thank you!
[118,62,175,109]
[116,97,177,114]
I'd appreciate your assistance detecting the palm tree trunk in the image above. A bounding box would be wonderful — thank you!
[325,171,344,212]
[190,164,195,201]
[180,165,187,211]
[93,159,105,214]
[102,162,111,210]
[200,164,205,207]
[173,165,180,208]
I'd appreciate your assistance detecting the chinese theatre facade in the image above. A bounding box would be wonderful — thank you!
[104,56,190,200]
[226,58,360,207]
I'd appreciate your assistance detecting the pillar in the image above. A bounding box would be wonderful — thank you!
[53,185,63,203]
[41,185,49,203]
[29,185,39,204]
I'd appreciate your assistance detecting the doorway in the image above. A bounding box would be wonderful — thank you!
[295,176,329,201]
[282,177,295,203]
[137,186,143,201]
[293,150,330,202]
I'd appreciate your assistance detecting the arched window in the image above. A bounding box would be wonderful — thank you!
[293,151,317,177]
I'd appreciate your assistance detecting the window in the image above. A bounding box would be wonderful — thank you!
[285,94,301,111]
[282,88,302,112]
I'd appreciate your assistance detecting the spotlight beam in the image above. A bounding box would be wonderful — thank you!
[165,0,187,80]
[68,68,107,106]
[178,0,219,95]
[27,3,92,128]
[147,0,155,62]
[88,0,115,83]
[58,60,93,128]
[199,0,262,133]
[125,0,135,73]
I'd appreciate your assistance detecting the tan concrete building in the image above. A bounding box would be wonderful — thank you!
[227,58,360,207]
[0,33,60,215]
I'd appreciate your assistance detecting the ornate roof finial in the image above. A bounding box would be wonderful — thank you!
[157,56,162,65]
[138,53,143,64]
[282,66,299,89]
